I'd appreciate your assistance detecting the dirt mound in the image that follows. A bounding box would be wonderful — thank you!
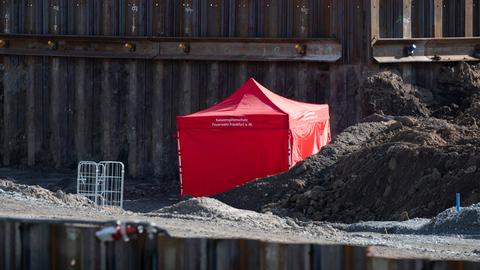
[361,70,430,118]
[217,117,480,223]
[421,203,480,235]
[361,63,480,124]
[434,63,480,122]
[151,197,340,236]
[308,120,480,222]
[155,197,254,218]
[216,63,480,223]
[215,121,391,213]
[0,179,95,207]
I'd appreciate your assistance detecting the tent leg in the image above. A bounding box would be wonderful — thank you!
[177,131,184,196]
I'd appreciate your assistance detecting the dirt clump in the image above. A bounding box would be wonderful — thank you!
[216,62,480,223]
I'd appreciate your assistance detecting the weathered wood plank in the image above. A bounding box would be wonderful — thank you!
[466,0,474,37]
[3,56,27,167]
[74,59,94,161]
[28,224,51,269]
[126,60,147,177]
[151,61,165,177]
[371,0,380,42]
[99,0,118,162]
[372,37,480,63]
[262,0,281,96]
[403,0,412,38]
[0,61,3,164]
[202,0,224,126]
[47,0,69,168]
[125,0,146,177]
[81,227,101,270]
[26,57,39,166]
[0,222,4,268]
[49,57,68,168]
[234,0,252,87]
[434,0,443,37]
[292,0,310,102]
[151,0,167,36]
[350,0,364,63]
[402,0,413,87]
[72,0,93,163]
[3,223,17,269]
[24,0,40,166]
[0,34,342,62]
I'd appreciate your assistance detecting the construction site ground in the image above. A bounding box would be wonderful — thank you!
[3,62,480,263]
[1,169,480,263]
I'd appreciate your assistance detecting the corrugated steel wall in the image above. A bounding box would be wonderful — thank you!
[0,0,477,180]
[0,0,358,180]
[1,219,479,270]
[379,0,480,38]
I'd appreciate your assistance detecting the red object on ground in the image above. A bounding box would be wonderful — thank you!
[176,78,331,197]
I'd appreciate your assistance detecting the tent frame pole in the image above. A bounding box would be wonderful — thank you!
[177,131,184,196]
[288,130,292,167]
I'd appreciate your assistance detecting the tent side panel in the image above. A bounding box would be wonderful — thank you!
[179,128,289,197]
[291,119,331,166]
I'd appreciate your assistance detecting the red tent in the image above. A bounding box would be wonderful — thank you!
[176,78,331,197]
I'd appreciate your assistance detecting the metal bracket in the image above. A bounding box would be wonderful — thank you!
[0,34,342,62]
[372,37,480,63]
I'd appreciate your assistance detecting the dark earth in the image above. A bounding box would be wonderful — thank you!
[216,62,480,223]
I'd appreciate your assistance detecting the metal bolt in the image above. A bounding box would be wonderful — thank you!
[124,42,136,52]
[294,43,306,55]
[178,42,190,53]
[47,40,57,50]
[0,39,9,48]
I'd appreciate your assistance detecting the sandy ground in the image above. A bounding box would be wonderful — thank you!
[1,173,480,263]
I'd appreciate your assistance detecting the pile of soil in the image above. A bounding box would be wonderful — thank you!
[155,197,255,218]
[421,203,480,235]
[361,70,430,117]
[0,179,95,207]
[216,63,480,223]
[151,197,340,236]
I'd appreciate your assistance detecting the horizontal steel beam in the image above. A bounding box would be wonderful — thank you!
[372,37,480,63]
[0,34,341,62]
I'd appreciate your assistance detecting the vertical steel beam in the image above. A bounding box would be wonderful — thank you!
[234,0,251,88]
[26,57,36,166]
[403,0,412,38]
[73,0,92,163]
[2,0,13,166]
[402,0,413,83]
[371,0,380,43]
[465,0,473,36]
[433,0,443,37]
[100,0,118,162]
[293,0,310,101]
[25,0,38,167]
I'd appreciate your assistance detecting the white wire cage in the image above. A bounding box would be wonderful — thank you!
[77,161,125,208]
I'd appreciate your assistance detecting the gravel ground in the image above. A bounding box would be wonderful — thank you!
[1,179,480,262]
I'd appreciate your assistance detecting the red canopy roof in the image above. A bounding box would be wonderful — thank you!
[177,78,329,129]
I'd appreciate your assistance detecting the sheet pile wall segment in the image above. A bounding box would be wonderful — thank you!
[177,78,330,197]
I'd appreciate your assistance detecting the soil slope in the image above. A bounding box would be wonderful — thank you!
[216,63,480,223]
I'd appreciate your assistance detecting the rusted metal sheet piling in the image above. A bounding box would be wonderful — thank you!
[1,218,480,270]
[0,0,479,179]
